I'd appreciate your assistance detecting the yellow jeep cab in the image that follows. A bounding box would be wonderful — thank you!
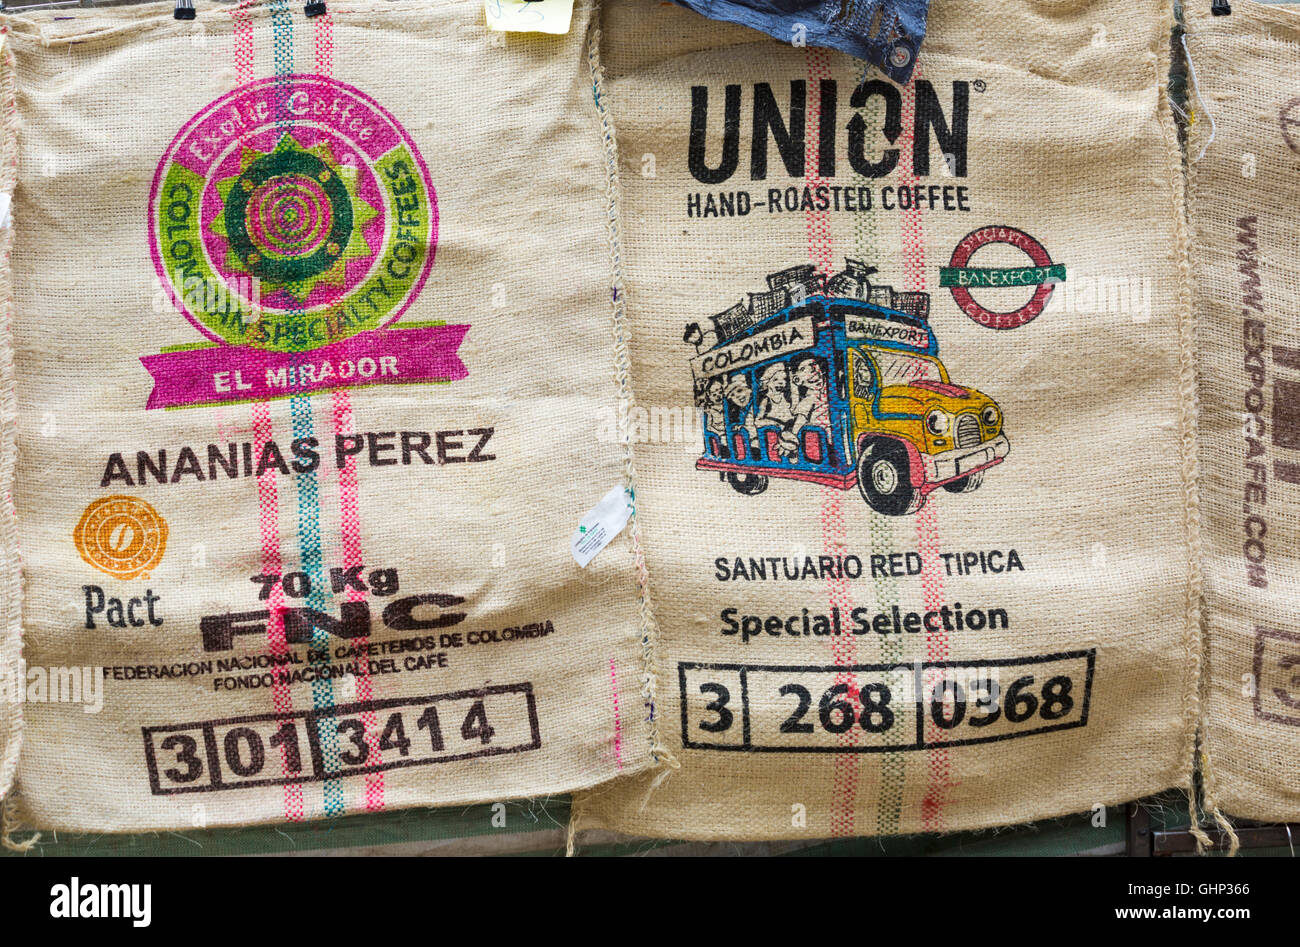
[686,261,1010,515]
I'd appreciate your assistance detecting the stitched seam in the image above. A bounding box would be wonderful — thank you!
[587,4,665,766]
[1161,0,1205,802]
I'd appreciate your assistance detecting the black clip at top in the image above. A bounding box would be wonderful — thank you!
[305,1,327,16]
[1211,0,1231,15]
[174,0,195,20]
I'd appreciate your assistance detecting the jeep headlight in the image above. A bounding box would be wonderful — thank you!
[925,409,950,436]
[981,404,1000,430]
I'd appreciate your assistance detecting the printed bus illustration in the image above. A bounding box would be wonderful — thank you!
[685,260,1010,515]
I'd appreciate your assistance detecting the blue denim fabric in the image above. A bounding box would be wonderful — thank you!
[672,0,930,82]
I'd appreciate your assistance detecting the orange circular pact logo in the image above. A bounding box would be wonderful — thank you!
[74,496,169,580]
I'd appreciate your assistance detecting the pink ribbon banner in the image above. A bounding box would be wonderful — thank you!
[141,325,469,409]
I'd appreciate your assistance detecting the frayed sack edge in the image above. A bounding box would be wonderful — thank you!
[587,3,670,771]
[1180,1,1255,858]
[1160,0,1213,855]
[570,1,677,854]
[0,29,35,854]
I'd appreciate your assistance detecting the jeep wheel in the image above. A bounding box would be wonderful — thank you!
[942,470,984,494]
[727,472,769,496]
[857,441,923,515]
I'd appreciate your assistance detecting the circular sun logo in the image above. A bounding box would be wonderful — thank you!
[213,136,375,299]
[148,76,438,353]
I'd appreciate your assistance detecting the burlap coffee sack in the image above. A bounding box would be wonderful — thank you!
[576,0,1199,840]
[1186,0,1300,825]
[0,0,657,833]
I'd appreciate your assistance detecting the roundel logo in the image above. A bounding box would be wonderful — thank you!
[940,226,1066,330]
[74,496,169,580]
[148,75,439,354]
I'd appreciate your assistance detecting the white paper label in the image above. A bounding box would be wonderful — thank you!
[484,0,574,34]
[571,485,632,568]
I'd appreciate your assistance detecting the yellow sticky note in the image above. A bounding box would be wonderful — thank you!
[484,0,574,34]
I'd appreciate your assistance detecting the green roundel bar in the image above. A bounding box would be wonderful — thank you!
[938,264,1066,289]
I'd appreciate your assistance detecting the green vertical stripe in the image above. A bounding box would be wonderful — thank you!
[849,70,907,835]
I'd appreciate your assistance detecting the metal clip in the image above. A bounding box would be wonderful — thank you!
[304,1,326,16]
[1211,0,1231,16]
[174,0,195,20]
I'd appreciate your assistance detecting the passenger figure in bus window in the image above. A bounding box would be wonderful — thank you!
[724,372,759,458]
[700,377,727,438]
[784,355,830,461]
[756,363,795,429]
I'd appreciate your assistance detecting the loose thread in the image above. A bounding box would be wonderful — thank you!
[635,757,680,815]
[1,794,38,853]
[1186,786,1213,853]
[1181,32,1216,161]
[1209,805,1240,857]
[1186,783,1241,856]
[565,806,579,857]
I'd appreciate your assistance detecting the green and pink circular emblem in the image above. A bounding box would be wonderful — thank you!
[149,75,438,353]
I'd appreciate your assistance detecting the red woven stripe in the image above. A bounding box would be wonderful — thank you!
[897,70,951,830]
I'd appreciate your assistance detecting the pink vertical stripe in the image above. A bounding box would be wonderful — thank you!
[230,0,304,822]
[313,7,334,76]
[804,48,860,837]
[231,2,255,83]
[609,657,624,771]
